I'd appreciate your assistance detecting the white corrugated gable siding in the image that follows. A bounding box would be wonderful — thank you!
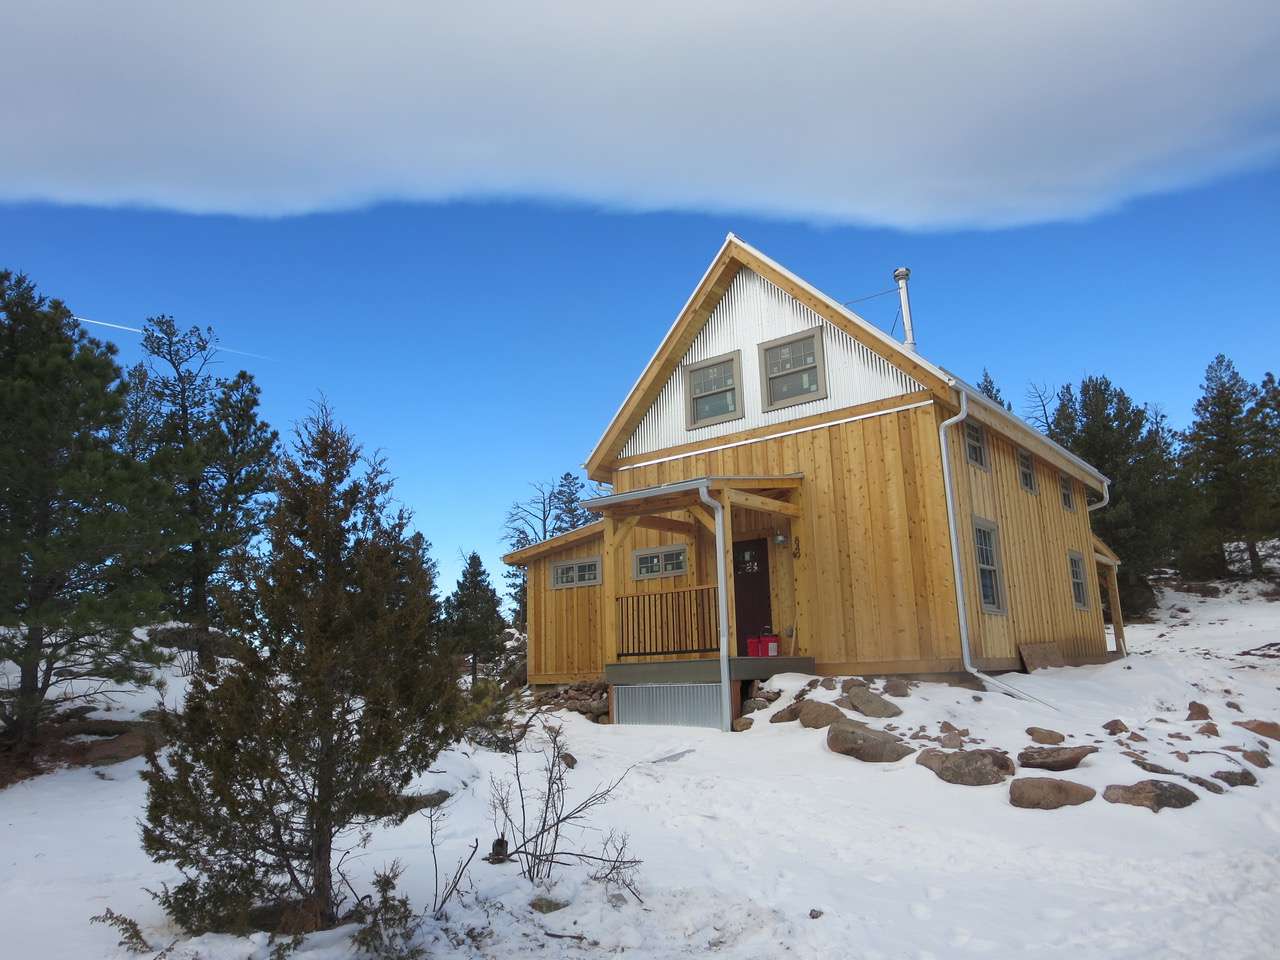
[620,267,923,459]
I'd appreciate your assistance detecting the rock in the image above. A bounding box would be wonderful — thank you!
[804,678,821,690]
[559,753,577,769]
[1026,726,1065,745]
[827,719,916,762]
[939,732,964,749]
[530,896,569,914]
[1213,768,1258,787]
[1196,722,1219,737]
[1186,701,1211,721]
[1016,745,1099,772]
[1168,732,1191,741]
[882,678,910,698]
[761,688,781,703]
[741,698,770,715]
[731,717,754,733]
[833,695,853,710]
[1103,719,1129,735]
[770,703,800,724]
[1184,775,1225,795]
[1009,777,1096,809]
[797,700,846,729]
[939,721,969,736]
[1126,731,1148,743]
[819,677,836,690]
[1125,754,1179,776]
[1226,701,1243,712]
[845,687,903,719]
[1234,719,1280,742]
[1174,751,1190,763]
[809,908,824,920]
[840,677,867,693]
[748,681,781,703]
[916,748,1015,786]
[1242,750,1271,768]
[1103,780,1199,812]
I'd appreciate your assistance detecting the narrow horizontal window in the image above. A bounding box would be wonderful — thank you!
[759,329,828,412]
[1068,552,1088,609]
[550,556,601,589]
[684,351,743,429]
[634,545,688,580]
[1059,474,1075,511]
[1017,449,1037,493]
[965,422,988,469]
[973,519,1005,614]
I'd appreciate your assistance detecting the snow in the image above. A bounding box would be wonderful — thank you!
[3,584,1280,959]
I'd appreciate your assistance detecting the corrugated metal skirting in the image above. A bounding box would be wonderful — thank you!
[613,683,722,729]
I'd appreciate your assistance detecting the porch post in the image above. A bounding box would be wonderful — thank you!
[1104,563,1127,656]
[603,516,619,665]
[698,485,734,731]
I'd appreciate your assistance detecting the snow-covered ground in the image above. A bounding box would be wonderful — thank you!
[3,582,1279,959]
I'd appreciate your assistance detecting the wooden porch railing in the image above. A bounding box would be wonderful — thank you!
[616,584,719,659]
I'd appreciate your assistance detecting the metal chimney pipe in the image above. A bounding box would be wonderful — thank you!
[893,267,916,352]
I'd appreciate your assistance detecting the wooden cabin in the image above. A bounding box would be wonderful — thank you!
[504,234,1125,729]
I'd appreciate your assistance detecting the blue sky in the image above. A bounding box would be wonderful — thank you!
[3,166,1277,591]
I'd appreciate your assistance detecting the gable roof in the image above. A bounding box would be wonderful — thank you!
[584,234,1108,496]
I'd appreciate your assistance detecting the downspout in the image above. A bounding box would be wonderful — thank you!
[938,389,1059,710]
[698,484,734,731]
[1088,478,1111,513]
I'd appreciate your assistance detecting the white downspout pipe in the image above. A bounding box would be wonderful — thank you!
[1088,478,1111,512]
[938,390,1059,710]
[699,484,734,731]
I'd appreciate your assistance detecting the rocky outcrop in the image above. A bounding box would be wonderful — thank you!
[1103,780,1198,812]
[1234,719,1280,742]
[1212,768,1258,787]
[827,719,915,762]
[1026,727,1065,745]
[1017,745,1098,771]
[1186,701,1211,721]
[535,681,609,720]
[797,700,846,729]
[1196,722,1219,737]
[1103,719,1129,735]
[916,748,1014,786]
[1242,750,1271,768]
[844,687,903,719]
[1009,777,1096,809]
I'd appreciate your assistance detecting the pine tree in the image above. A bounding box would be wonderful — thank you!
[1244,371,1280,571]
[976,368,1013,411]
[141,404,464,934]
[140,317,277,662]
[0,272,167,757]
[550,471,597,534]
[443,552,506,685]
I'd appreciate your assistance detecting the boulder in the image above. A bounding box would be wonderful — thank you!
[1242,750,1271,768]
[939,721,969,736]
[1212,768,1258,788]
[845,687,903,719]
[1026,726,1065,745]
[732,717,754,733]
[1017,745,1099,772]
[1186,701,1211,721]
[1103,719,1129,735]
[530,896,569,914]
[1009,777,1096,809]
[1226,701,1243,712]
[770,703,800,724]
[1234,719,1280,742]
[882,678,911,698]
[1184,775,1225,795]
[559,753,577,770]
[1168,732,1191,742]
[804,678,821,690]
[916,748,1015,786]
[833,695,853,710]
[819,677,837,690]
[1126,731,1148,743]
[797,700,846,729]
[741,698,770,715]
[1103,780,1199,812]
[1196,722,1219,737]
[827,719,915,763]
[939,732,964,749]
[840,677,867,693]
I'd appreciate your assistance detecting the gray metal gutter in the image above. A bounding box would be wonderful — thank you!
[582,474,803,511]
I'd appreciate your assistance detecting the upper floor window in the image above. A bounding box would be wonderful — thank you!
[1068,551,1089,609]
[759,329,828,412]
[684,351,743,429]
[551,557,601,589]
[1059,474,1075,511]
[973,518,1005,614]
[1017,449,1037,493]
[965,422,988,469]
[634,545,688,580]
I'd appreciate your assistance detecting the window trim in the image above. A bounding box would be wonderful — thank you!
[1017,448,1038,494]
[1067,550,1089,610]
[632,544,689,581]
[964,421,989,471]
[550,556,602,590]
[1059,473,1076,512]
[683,350,745,430]
[972,516,1006,615]
[757,328,829,414]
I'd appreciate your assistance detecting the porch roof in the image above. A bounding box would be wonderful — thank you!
[581,474,803,514]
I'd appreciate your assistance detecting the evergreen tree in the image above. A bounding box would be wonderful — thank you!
[550,471,597,534]
[1047,376,1179,613]
[1244,371,1280,570]
[976,368,1013,411]
[443,552,506,685]
[140,317,277,662]
[1181,355,1265,577]
[141,404,464,934]
[0,272,167,757]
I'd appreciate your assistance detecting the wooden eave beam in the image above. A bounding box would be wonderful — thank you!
[634,515,698,537]
[687,504,717,535]
[723,487,802,519]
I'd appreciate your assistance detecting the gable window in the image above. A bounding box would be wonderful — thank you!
[964,422,988,469]
[634,545,688,580]
[551,557,601,589]
[1017,449,1037,493]
[972,518,1005,614]
[759,329,828,412]
[1068,551,1089,609]
[684,351,743,429]
[1059,474,1075,511]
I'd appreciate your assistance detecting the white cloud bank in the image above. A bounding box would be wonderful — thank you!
[3,2,1279,229]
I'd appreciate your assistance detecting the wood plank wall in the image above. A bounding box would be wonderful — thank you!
[526,535,605,684]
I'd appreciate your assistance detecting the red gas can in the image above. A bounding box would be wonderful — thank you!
[746,636,762,657]
[760,634,780,657]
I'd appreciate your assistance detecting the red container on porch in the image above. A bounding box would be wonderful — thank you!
[760,634,780,657]
[746,635,762,657]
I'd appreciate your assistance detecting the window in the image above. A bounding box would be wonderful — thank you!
[634,545,688,580]
[1017,449,1037,493]
[965,422,988,469]
[972,519,1005,614]
[1059,474,1075,511]
[1068,551,1089,609]
[684,351,743,429]
[550,557,601,589]
[759,329,828,412]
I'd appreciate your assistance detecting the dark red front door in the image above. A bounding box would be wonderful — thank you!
[733,538,772,655]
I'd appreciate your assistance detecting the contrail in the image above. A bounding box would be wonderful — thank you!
[74,316,274,361]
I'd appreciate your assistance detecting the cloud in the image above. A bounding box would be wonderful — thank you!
[3,2,1279,229]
